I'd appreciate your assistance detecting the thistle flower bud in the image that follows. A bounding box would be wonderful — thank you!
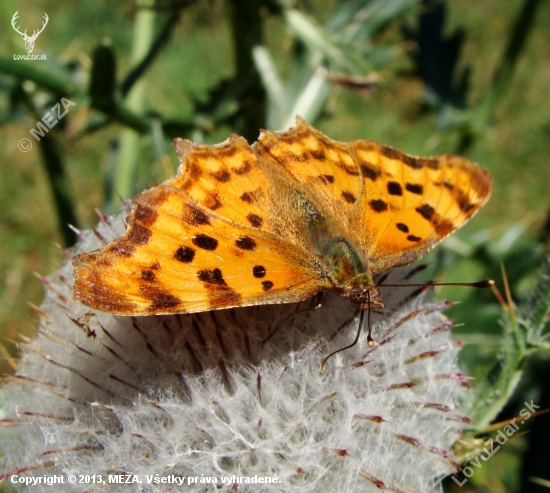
[1,209,468,492]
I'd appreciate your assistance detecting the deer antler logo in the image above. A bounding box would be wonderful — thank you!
[11,11,49,54]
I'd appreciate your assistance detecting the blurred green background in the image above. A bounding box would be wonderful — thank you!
[1,0,549,491]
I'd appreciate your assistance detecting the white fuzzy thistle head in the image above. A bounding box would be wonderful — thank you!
[0,207,470,492]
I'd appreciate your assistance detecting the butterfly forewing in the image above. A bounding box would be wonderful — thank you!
[349,141,492,273]
[73,185,333,315]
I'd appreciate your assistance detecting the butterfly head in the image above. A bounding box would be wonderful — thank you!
[338,283,385,310]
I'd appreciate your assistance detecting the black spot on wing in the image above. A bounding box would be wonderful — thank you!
[262,281,274,291]
[407,235,421,242]
[456,190,476,213]
[414,203,455,237]
[212,169,231,182]
[396,223,409,233]
[401,155,438,170]
[344,167,360,176]
[141,269,156,282]
[134,204,158,227]
[369,199,388,212]
[185,205,210,226]
[360,163,381,181]
[342,191,356,204]
[424,158,439,170]
[236,236,256,251]
[196,267,243,309]
[212,143,239,160]
[198,268,226,285]
[234,160,253,175]
[127,224,152,245]
[253,265,266,278]
[247,214,263,228]
[435,220,454,236]
[311,150,326,161]
[209,290,242,309]
[147,292,181,312]
[192,234,218,251]
[186,161,202,182]
[435,181,454,191]
[205,194,222,210]
[174,245,195,263]
[240,192,254,203]
[380,146,402,161]
[416,204,436,222]
[401,155,423,170]
[387,181,403,196]
[405,183,423,195]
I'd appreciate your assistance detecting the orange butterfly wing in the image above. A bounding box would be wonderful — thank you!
[171,135,278,234]
[255,118,492,274]
[348,140,492,272]
[255,119,362,220]
[73,129,339,316]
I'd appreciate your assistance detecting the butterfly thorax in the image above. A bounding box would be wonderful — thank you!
[320,236,385,310]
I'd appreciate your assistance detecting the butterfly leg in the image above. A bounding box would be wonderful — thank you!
[261,297,323,344]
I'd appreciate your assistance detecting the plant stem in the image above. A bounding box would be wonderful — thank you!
[229,0,266,141]
[38,135,78,247]
[479,0,543,122]
[108,0,156,211]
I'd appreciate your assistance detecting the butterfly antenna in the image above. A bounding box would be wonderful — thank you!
[376,280,494,289]
[319,308,365,372]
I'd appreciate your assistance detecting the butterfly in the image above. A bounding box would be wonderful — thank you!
[72,117,492,320]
